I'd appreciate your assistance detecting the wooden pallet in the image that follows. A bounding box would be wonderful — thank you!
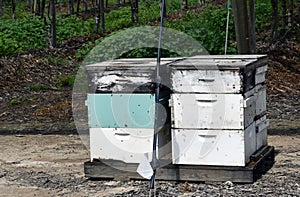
[84,145,274,183]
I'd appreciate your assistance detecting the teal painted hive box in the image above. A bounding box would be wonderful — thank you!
[86,93,169,128]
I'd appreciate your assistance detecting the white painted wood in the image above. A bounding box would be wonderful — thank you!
[171,70,242,93]
[244,94,257,128]
[170,93,257,130]
[171,123,256,166]
[255,65,268,84]
[90,127,171,163]
[255,116,268,150]
[86,58,179,67]
[92,71,152,92]
[256,85,267,116]
[171,55,268,69]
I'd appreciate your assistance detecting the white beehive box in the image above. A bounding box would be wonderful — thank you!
[85,58,174,164]
[171,123,256,166]
[169,55,268,94]
[170,93,256,130]
[168,55,269,166]
[90,127,171,163]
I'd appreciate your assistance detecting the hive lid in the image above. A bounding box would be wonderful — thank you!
[169,55,268,70]
[85,58,180,70]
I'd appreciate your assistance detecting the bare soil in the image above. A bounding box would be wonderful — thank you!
[0,134,299,196]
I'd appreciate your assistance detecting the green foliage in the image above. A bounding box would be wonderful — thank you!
[56,75,75,89]
[80,26,206,65]
[56,16,94,42]
[0,15,46,57]
[105,8,132,30]
[0,0,281,58]
[119,47,179,58]
[165,5,237,54]
[75,37,104,60]
[29,84,49,91]
[255,0,273,29]
[10,98,21,105]
[44,56,67,65]
[16,65,25,76]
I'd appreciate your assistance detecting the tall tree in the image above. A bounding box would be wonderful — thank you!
[83,0,88,11]
[50,0,56,47]
[271,0,279,39]
[0,0,4,16]
[11,0,16,20]
[288,0,294,27]
[100,0,105,34]
[76,0,81,15]
[68,0,74,15]
[281,0,287,34]
[37,0,41,15]
[130,0,138,24]
[33,0,37,15]
[41,0,46,17]
[95,0,105,34]
[249,0,256,53]
[232,0,250,54]
[26,0,31,9]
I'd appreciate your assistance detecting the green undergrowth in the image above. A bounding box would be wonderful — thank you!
[0,0,275,58]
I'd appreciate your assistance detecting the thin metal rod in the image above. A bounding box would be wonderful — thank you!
[225,0,231,55]
[150,0,166,196]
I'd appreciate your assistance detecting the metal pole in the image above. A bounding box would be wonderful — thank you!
[224,0,231,55]
[149,0,166,196]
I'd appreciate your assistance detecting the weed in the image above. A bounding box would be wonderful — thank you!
[56,75,75,89]
[10,98,20,105]
[29,84,49,91]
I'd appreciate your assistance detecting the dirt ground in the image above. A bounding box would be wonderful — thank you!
[0,132,299,196]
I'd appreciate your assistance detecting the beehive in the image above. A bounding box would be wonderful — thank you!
[169,55,268,166]
[85,58,175,164]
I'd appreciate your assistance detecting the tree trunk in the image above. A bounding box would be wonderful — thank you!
[118,0,122,7]
[95,0,100,33]
[96,0,105,34]
[77,0,81,15]
[182,0,188,9]
[281,0,287,34]
[50,0,56,48]
[199,0,205,6]
[83,0,88,11]
[33,0,37,14]
[130,0,138,24]
[26,0,31,9]
[232,0,250,54]
[44,16,51,48]
[41,0,46,17]
[296,1,300,21]
[11,0,16,20]
[248,0,256,53]
[68,0,74,15]
[288,0,293,27]
[37,0,41,15]
[100,0,105,34]
[106,0,108,8]
[163,0,166,17]
[271,0,278,39]
[0,0,4,16]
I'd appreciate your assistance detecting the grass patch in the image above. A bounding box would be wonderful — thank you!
[56,75,75,89]
[29,84,49,91]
